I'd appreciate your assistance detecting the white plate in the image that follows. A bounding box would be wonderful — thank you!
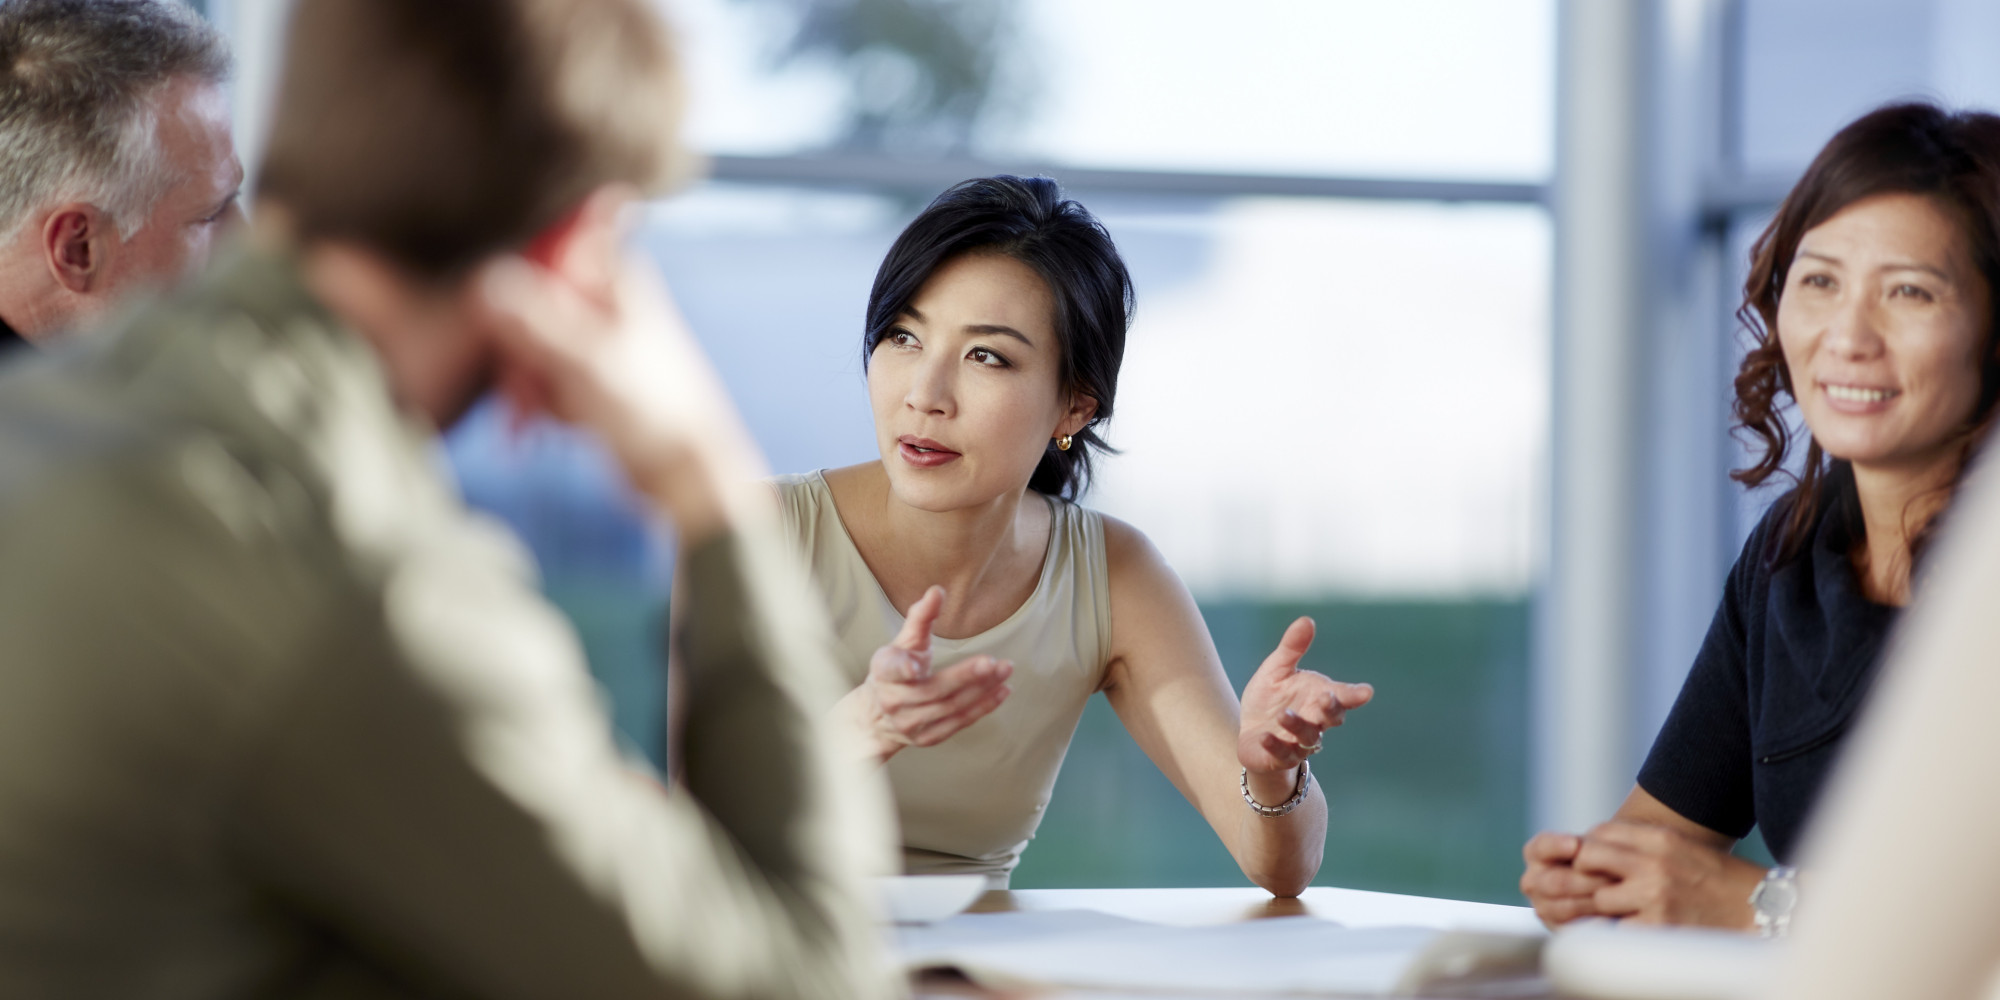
[875,874,988,924]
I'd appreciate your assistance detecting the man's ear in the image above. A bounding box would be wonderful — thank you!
[520,184,638,303]
[1058,393,1100,439]
[42,204,111,294]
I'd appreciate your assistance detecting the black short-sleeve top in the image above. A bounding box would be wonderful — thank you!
[1635,468,1899,863]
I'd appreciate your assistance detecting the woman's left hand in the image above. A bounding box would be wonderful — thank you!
[1237,617,1374,774]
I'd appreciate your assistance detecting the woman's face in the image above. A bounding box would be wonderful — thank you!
[1777,191,1992,476]
[868,252,1094,512]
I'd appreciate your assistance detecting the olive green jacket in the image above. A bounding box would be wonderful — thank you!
[0,250,898,999]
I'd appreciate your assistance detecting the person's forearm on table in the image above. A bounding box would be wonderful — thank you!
[650,437,874,815]
[630,378,895,997]
[477,247,895,998]
[1229,767,1328,896]
[669,511,898,999]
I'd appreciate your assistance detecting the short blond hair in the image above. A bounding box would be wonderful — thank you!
[257,0,690,280]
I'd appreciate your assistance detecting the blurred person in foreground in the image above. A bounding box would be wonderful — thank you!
[0,0,897,997]
[1759,429,2000,1000]
[1522,101,2000,932]
[0,0,240,350]
[746,176,1373,894]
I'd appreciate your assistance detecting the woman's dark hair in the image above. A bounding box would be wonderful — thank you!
[1735,101,2000,565]
[862,175,1133,501]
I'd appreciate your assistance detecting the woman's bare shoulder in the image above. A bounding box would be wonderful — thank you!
[1100,513,1164,570]
[1099,513,1188,606]
[1095,514,1215,692]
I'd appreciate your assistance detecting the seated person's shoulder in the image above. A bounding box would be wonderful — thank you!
[0,344,538,649]
[1099,512,1150,562]
[0,413,356,680]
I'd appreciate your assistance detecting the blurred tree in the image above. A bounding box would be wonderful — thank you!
[733,0,1027,153]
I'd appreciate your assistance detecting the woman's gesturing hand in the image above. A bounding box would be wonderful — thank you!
[837,585,1014,765]
[1236,617,1374,775]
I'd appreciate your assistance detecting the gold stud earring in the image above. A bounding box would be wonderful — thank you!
[1056,435,1073,451]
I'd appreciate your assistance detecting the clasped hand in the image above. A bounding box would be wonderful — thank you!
[1236,617,1374,781]
[839,586,1014,764]
[1521,822,1764,928]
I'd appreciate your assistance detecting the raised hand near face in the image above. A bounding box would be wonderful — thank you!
[1236,617,1374,775]
[473,190,764,539]
[837,585,1015,765]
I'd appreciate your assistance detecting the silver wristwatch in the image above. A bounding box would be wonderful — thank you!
[1749,865,1800,938]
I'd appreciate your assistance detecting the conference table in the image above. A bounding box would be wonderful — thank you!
[906,885,1556,999]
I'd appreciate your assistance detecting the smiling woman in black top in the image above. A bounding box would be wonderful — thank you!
[1522,101,2000,931]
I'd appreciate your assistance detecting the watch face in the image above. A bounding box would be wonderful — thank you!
[1756,879,1798,915]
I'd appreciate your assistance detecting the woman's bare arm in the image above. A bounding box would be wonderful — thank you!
[1098,517,1371,897]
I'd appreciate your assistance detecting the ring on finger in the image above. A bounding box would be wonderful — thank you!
[1297,736,1323,756]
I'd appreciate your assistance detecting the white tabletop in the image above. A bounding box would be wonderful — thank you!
[913,886,1553,999]
[978,885,1545,934]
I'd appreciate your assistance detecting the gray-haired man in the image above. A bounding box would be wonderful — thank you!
[0,0,238,349]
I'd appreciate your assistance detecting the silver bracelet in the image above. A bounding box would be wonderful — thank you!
[1240,760,1311,817]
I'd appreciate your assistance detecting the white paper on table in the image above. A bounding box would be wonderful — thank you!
[894,909,1545,996]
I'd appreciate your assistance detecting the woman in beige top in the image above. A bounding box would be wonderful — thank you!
[770,176,1374,893]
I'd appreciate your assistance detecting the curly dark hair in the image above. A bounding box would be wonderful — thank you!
[1733,101,2000,566]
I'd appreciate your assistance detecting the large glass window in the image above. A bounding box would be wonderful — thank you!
[676,0,1553,180]
[1736,0,2000,176]
[189,0,2000,907]
[438,0,1555,903]
[451,180,1549,902]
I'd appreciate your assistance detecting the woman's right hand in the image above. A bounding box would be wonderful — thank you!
[837,585,1014,764]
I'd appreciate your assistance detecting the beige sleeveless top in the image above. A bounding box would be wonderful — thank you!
[774,471,1112,884]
